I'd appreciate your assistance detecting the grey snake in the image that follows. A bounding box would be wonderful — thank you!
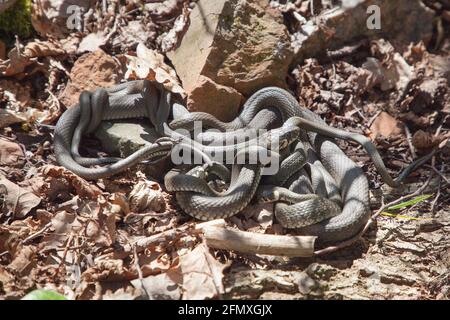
[53,80,427,242]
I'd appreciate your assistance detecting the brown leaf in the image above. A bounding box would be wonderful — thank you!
[131,270,182,300]
[78,32,108,53]
[128,180,166,213]
[0,138,24,166]
[0,39,65,77]
[102,287,142,300]
[0,109,26,128]
[42,211,82,250]
[83,200,117,246]
[22,39,66,58]
[363,40,413,92]
[179,243,227,300]
[39,165,102,200]
[412,130,442,151]
[125,43,185,97]
[0,225,21,256]
[0,175,41,219]
[369,112,404,139]
[145,0,183,17]
[8,246,37,277]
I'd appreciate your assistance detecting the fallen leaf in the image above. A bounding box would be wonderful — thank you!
[125,42,185,97]
[128,180,166,213]
[0,138,24,166]
[363,40,413,92]
[412,130,442,151]
[77,32,108,53]
[369,112,404,139]
[179,243,227,300]
[38,165,103,200]
[102,287,141,300]
[0,39,65,77]
[131,270,182,300]
[42,211,82,250]
[144,0,183,17]
[82,200,117,246]
[0,174,41,219]
[0,109,26,128]
[8,246,37,277]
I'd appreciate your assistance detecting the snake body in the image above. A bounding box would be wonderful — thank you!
[54,80,410,242]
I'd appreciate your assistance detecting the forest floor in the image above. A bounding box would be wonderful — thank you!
[0,0,449,300]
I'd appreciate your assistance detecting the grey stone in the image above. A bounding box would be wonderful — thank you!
[95,120,170,179]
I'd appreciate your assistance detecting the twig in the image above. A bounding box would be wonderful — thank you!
[55,234,74,275]
[404,124,417,159]
[22,222,52,245]
[430,179,442,215]
[367,110,382,129]
[203,226,316,257]
[426,164,449,184]
[119,220,226,256]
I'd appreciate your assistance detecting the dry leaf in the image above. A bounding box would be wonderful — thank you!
[0,109,26,128]
[128,180,166,213]
[412,130,442,151]
[0,138,24,166]
[0,175,41,219]
[144,0,182,16]
[363,40,413,92]
[131,269,182,300]
[83,200,117,246]
[0,39,65,77]
[42,211,82,250]
[125,43,185,97]
[103,287,141,300]
[39,165,102,200]
[369,112,404,139]
[179,243,227,300]
[78,32,108,53]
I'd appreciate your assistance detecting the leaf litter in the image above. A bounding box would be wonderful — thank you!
[0,0,448,300]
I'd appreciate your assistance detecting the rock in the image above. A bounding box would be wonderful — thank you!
[187,76,244,121]
[224,269,300,299]
[296,272,319,295]
[306,263,338,281]
[370,112,403,139]
[292,0,434,64]
[385,240,426,255]
[167,0,293,119]
[94,121,171,180]
[59,49,123,107]
[95,121,159,155]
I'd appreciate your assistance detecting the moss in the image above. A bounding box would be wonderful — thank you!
[0,0,33,40]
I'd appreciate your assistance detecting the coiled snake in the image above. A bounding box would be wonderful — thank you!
[54,80,424,242]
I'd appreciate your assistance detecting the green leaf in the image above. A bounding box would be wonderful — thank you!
[22,289,68,300]
[386,194,433,211]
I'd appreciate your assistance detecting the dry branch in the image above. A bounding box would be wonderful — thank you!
[202,226,316,257]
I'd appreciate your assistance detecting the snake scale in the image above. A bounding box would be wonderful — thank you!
[54,80,414,242]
